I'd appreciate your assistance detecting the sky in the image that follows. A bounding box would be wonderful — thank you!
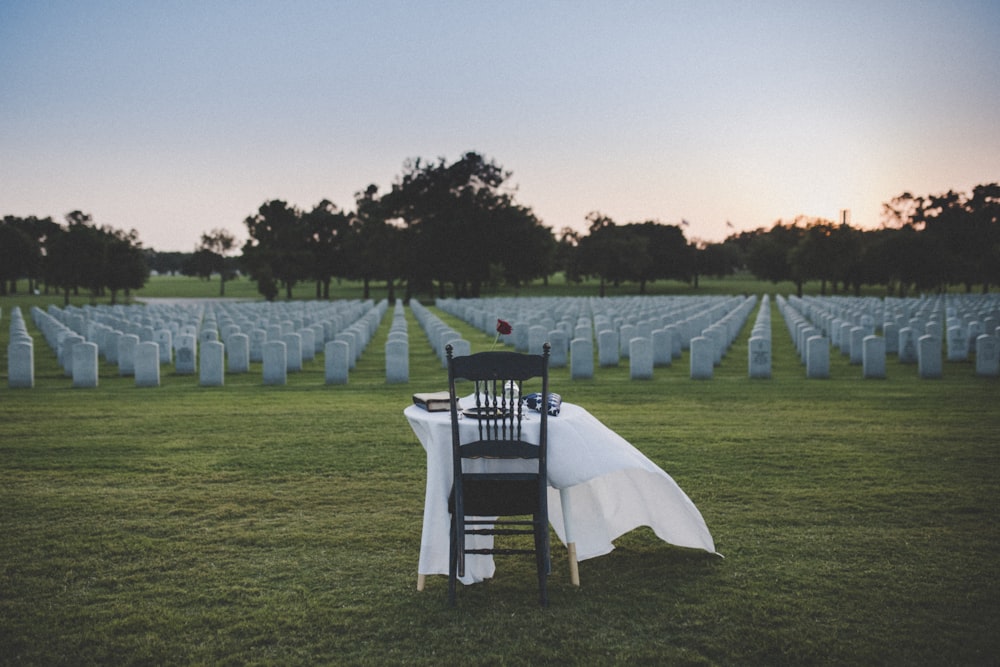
[2,1,999,252]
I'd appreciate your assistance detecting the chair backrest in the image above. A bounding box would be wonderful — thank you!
[446,344,550,465]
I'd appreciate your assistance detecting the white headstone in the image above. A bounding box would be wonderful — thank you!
[918,335,942,379]
[263,341,287,385]
[629,338,653,380]
[898,327,917,364]
[689,336,713,379]
[748,336,771,379]
[547,330,568,368]
[883,322,899,355]
[862,335,886,379]
[117,334,140,377]
[299,328,316,361]
[282,333,303,372]
[513,321,529,352]
[849,327,864,365]
[72,341,99,388]
[200,340,225,387]
[385,338,408,384]
[839,322,853,356]
[7,340,34,388]
[325,339,349,385]
[704,326,724,365]
[619,324,636,358]
[60,333,84,376]
[652,328,673,367]
[946,326,969,362]
[134,341,161,387]
[336,332,357,368]
[528,325,547,355]
[250,329,267,362]
[105,331,121,364]
[227,333,250,373]
[665,324,683,358]
[570,338,594,379]
[975,334,999,377]
[175,335,197,374]
[155,329,173,364]
[597,329,619,367]
[806,336,829,379]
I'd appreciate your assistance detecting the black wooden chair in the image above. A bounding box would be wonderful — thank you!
[446,343,551,606]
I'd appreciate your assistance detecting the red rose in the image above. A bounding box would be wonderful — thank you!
[496,318,513,336]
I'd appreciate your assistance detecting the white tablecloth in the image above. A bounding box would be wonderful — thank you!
[405,399,718,584]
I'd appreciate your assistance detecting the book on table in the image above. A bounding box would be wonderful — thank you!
[412,391,452,412]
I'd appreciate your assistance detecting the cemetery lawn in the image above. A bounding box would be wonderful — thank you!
[1,295,998,665]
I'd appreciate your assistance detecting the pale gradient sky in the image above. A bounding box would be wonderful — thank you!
[2,1,999,252]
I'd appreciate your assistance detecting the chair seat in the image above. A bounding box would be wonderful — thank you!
[452,475,543,517]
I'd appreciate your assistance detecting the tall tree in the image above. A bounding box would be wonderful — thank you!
[380,152,553,298]
[303,200,350,300]
[0,217,36,295]
[628,221,693,292]
[242,200,310,300]
[104,226,148,304]
[348,185,404,301]
[197,228,237,296]
[41,211,147,304]
[575,213,650,297]
[746,222,806,295]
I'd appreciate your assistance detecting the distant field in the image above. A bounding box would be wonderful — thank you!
[1,280,998,664]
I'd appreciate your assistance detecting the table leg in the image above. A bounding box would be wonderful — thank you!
[559,487,581,586]
[417,574,425,591]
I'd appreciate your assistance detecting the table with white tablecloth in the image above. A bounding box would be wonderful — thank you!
[405,398,718,588]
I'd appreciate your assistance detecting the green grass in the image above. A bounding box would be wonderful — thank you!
[2,287,999,665]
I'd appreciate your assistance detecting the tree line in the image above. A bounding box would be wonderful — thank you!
[2,151,997,302]
[0,211,147,304]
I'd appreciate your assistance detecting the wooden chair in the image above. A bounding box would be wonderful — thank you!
[446,343,551,606]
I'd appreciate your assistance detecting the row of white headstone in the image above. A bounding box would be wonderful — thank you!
[436,294,759,380]
[11,299,387,388]
[7,307,36,388]
[778,294,1000,378]
[10,294,999,389]
[385,301,409,384]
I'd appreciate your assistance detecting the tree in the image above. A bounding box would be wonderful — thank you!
[628,221,693,292]
[0,218,36,295]
[380,152,554,298]
[104,226,148,304]
[696,241,741,281]
[881,184,1000,293]
[197,228,237,296]
[45,212,101,304]
[303,200,350,299]
[575,213,650,297]
[242,200,311,300]
[347,185,404,301]
[41,211,147,304]
[555,227,582,283]
[746,222,805,295]
[788,218,840,295]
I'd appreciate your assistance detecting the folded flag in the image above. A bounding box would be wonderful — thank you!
[523,392,562,417]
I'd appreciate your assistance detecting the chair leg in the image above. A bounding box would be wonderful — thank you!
[534,516,549,607]
[448,514,458,606]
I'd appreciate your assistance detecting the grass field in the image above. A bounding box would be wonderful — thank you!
[2,280,998,665]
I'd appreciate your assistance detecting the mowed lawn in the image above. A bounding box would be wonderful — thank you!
[2,291,998,666]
